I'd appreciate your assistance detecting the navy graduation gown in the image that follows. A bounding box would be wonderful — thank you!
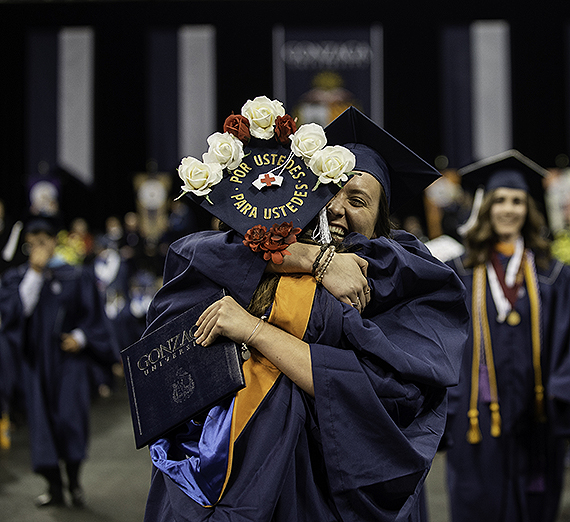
[0,326,18,409]
[445,256,570,522]
[143,229,469,522]
[0,262,119,470]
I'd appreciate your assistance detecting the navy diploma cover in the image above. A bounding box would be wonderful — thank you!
[121,290,246,449]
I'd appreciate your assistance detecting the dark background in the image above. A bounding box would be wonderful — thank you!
[1,0,569,232]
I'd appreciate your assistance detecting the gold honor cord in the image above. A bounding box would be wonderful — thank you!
[480,267,502,438]
[524,254,546,423]
[467,251,546,445]
[467,265,483,444]
[467,265,502,444]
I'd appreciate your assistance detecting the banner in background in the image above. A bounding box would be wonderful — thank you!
[273,26,383,127]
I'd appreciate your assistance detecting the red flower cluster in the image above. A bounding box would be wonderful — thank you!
[223,114,251,145]
[274,115,297,145]
[243,222,302,264]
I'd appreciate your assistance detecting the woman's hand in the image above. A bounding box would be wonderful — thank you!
[267,242,371,313]
[194,296,258,347]
[61,333,81,353]
[194,295,314,395]
[321,253,370,312]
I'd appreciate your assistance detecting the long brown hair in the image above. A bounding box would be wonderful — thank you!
[463,190,551,268]
[374,184,393,239]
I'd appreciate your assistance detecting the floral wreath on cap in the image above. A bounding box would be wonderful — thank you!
[176,95,355,264]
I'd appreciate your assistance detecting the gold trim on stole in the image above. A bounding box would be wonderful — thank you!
[213,275,317,504]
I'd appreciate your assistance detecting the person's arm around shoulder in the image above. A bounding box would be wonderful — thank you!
[268,241,371,309]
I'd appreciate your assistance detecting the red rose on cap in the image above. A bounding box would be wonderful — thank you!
[274,115,297,145]
[223,114,251,145]
[261,222,302,264]
[243,224,268,252]
[243,222,301,264]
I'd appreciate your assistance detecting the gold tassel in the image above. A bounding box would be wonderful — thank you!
[0,412,11,450]
[467,408,482,444]
[467,266,484,445]
[489,402,501,437]
[524,254,547,424]
[535,384,547,423]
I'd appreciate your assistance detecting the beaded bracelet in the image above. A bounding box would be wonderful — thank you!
[312,243,330,276]
[315,245,336,284]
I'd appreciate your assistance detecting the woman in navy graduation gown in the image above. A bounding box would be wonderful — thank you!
[0,218,119,506]
[142,102,469,521]
[445,151,570,522]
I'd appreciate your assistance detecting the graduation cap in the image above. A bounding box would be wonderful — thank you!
[324,106,441,213]
[456,150,549,235]
[458,149,548,213]
[185,137,339,237]
[180,96,357,241]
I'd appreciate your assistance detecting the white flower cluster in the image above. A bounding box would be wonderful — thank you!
[177,95,355,199]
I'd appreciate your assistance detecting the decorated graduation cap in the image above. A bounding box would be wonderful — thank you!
[177,96,356,263]
[324,106,441,213]
[457,149,549,235]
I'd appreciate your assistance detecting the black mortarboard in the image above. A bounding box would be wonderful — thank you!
[186,137,339,237]
[180,96,357,238]
[324,107,441,213]
[458,149,548,213]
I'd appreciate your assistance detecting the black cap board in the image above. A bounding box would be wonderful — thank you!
[185,137,339,237]
[180,96,356,238]
[324,107,441,213]
[458,149,548,213]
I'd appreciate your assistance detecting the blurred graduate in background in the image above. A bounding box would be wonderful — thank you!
[445,151,570,522]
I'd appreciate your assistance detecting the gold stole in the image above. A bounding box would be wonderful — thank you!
[211,275,317,504]
[467,251,545,444]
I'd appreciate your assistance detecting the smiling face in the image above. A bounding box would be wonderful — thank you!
[489,187,528,243]
[326,171,382,242]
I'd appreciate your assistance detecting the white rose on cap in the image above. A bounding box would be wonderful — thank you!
[177,157,223,201]
[202,132,245,171]
[241,96,285,139]
[290,123,327,163]
[309,145,356,190]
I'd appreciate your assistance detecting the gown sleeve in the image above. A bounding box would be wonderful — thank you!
[348,230,469,386]
[145,229,267,334]
[0,266,29,356]
[308,231,469,519]
[74,266,121,365]
[540,261,570,436]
